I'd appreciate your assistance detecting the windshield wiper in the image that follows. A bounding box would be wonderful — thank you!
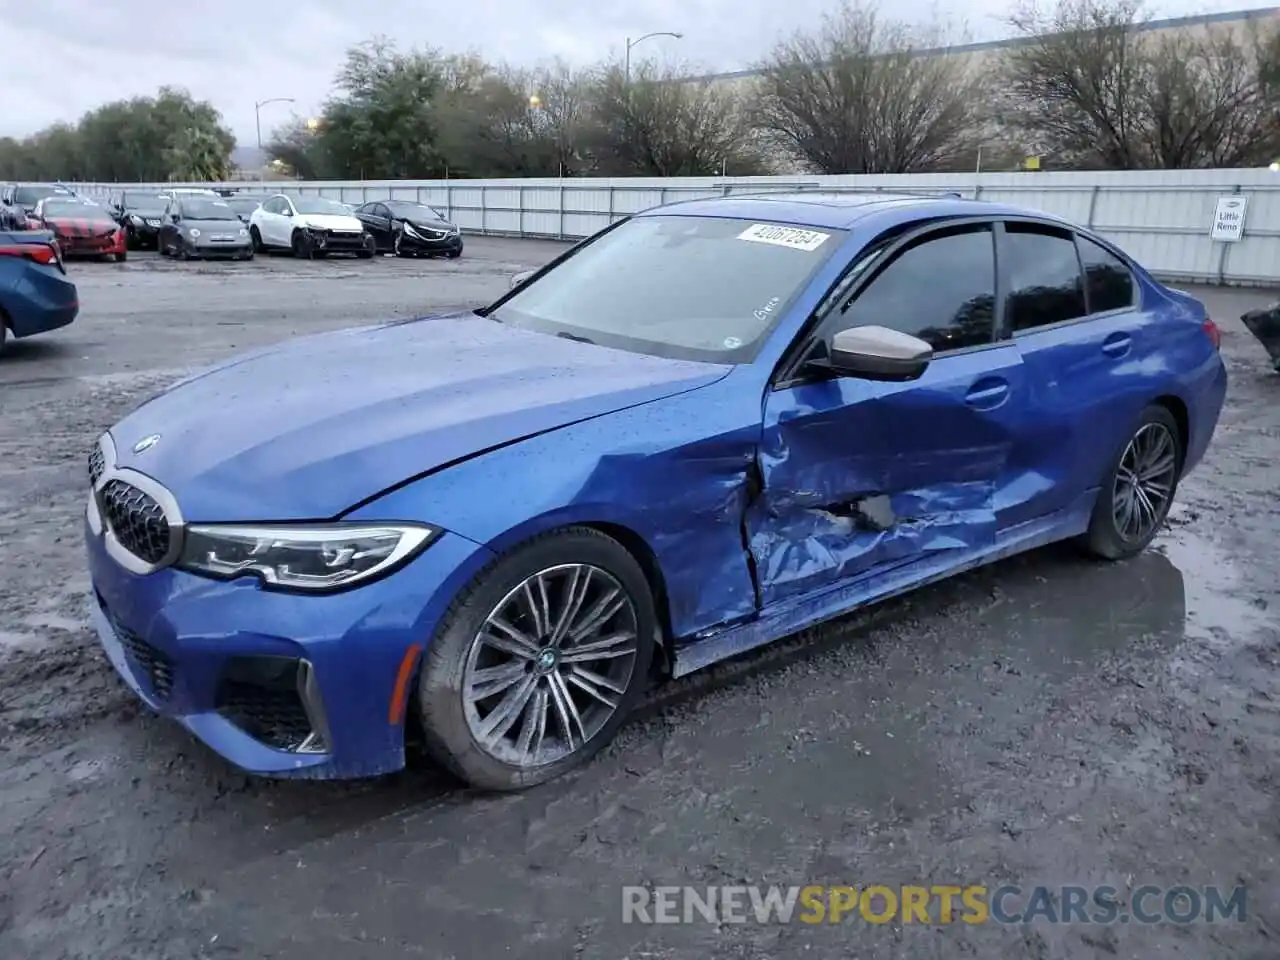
[556,331,595,345]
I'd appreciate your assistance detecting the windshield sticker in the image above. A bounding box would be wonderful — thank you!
[753,296,782,322]
[737,223,830,252]
[723,336,743,349]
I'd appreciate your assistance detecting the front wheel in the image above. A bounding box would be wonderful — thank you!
[249,226,264,253]
[291,230,313,259]
[418,528,656,791]
[1081,404,1182,560]
[114,251,127,263]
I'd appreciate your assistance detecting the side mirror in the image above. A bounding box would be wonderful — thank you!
[510,270,534,290]
[283,209,293,217]
[821,325,933,382]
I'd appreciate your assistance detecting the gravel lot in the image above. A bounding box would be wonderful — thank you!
[1,238,1278,960]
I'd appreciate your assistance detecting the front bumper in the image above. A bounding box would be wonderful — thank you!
[5,262,78,338]
[189,240,254,259]
[402,230,463,255]
[85,509,495,779]
[306,228,372,254]
[58,235,124,257]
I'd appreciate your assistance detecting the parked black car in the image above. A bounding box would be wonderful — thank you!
[1242,303,1280,372]
[352,200,463,258]
[107,190,171,249]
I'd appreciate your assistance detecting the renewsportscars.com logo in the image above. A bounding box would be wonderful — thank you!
[622,884,1247,926]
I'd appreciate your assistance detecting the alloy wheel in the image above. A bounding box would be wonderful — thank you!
[462,563,640,769]
[1112,422,1178,541]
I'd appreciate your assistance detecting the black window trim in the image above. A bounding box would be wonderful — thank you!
[996,216,1140,340]
[772,215,1004,391]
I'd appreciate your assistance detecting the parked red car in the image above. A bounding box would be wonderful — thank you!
[29,197,127,261]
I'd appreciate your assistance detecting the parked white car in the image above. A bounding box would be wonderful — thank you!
[248,194,375,259]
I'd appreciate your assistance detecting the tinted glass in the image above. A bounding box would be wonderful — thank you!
[844,225,996,352]
[492,215,845,363]
[226,197,266,214]
[15,184,70,205]
[122,192,168,212]
[386,201,446,220]
[1078,236,1136,313]
[1003,224,1086,332]
[292,196,351,215]
[41,199,113,221]
[181,200,237,220]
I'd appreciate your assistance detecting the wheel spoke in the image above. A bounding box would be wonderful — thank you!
[477,674,538,746]
[559,631,637,664]
[520,575,552,637]
[568,588,626,642]
[1138,453,1176,483]
[480,620,538,659]
[515,687,549,764]
[467,660,528,701]
[547,669,586,748]
[549,567,592,646]
[566,666,625,708]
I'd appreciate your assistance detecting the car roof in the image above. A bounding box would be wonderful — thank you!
[637,192,1069,231]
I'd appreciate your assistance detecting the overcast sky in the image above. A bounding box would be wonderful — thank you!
[5,0,1276,146]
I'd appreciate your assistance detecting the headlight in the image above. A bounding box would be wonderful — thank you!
[129,214,143,225]
[188,227,201,238]
[403,222,422,239]
[178,523,438,592]
[239,228,248,237]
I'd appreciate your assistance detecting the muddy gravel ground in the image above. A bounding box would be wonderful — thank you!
[1,239,1278,960]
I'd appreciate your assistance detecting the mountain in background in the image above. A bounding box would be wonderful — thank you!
[230,145,267,171]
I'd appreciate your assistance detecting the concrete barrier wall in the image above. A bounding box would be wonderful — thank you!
[69,169,1280,286]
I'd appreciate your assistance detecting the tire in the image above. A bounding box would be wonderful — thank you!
[249,226,264,253]
[291,230,313,259]
[114,251,127,263]
[0,313,8,356]
[447,249,461,259]
[1081,404,1183,560]
[418,527,656,791]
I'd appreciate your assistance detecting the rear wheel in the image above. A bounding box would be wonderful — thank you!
[1081,404,1182,560]
[114,251,127,263]
[418,528,655,791]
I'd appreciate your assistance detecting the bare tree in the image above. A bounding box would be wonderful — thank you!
[752,0,990,174]
[583,60,769,176]
[1001,0,1280,169]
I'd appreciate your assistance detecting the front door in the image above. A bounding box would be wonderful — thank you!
[747,221,1027,607]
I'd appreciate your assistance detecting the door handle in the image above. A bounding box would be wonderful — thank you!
[965,380,1010,409]
[1102,332,1132,357]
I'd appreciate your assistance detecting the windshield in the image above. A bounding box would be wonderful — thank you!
[386,201,447,221]
[489,215,843,363]
[292,197,352,216]
[15,184,71,206]
[42,199,111,220]
[123,192,168,213]
[180,200,237,220]
[226,197,267,214]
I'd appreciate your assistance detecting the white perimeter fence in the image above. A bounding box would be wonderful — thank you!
[68,168,1280,286]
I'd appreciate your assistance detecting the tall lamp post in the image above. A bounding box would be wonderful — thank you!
[254,97,295,150]
[624,31,683,83]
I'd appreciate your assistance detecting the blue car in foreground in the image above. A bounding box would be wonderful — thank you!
[85,193,1227,790]
[0,230,77,354]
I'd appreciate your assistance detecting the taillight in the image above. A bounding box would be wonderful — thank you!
[1202,318,1222,351]
[0,242,58,266]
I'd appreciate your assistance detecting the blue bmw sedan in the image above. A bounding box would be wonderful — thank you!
[85,193,1227,790]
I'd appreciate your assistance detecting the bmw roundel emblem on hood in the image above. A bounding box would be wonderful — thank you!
[132,434,161,454]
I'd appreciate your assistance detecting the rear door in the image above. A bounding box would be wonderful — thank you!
[997,221,1147,527]
[748,220,1029,607]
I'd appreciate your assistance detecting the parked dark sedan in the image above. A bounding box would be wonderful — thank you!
[1,181,75,215]
[353,200,463,258]
[108,190,171,249]
[159,196,253,260]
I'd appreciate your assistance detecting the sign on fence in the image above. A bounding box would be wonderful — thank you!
[1210,196,1248,242]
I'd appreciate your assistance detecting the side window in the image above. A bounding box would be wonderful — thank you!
[1002,223,1086,333]
[1077,235,1136,314]
[842,224,997,353]
[264,198,281,214]
[375,203,390,218]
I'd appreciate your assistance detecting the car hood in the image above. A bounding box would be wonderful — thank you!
[295,213,364,231]
[406,215,456,232]
[108,313,729,521]
[185,219,246,233]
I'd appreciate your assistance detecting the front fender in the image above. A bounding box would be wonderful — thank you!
[343,371,765,641]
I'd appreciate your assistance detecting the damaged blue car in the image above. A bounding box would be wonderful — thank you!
[85,193,1227,790]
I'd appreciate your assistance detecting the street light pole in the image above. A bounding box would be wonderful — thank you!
[254,97,296,150]
[624,31,683,83]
